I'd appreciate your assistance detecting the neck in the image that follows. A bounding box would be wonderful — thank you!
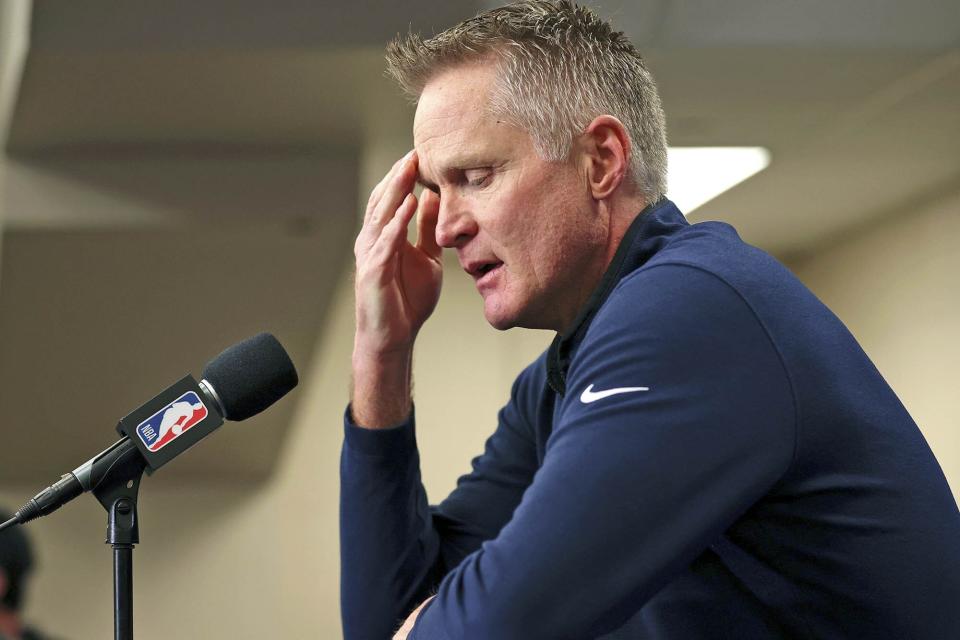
[555,194,647,335]
[0,607,22,639]
[603,195,647,263]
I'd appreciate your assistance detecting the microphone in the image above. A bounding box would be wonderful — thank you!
[3,333,298,530]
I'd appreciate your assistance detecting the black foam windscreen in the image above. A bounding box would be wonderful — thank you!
[201,333,298,421]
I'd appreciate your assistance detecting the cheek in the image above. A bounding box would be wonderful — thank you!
[478,190,534,250]
[485,166,588,276]
[513,209,576,288]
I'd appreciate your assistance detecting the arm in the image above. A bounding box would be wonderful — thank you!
[340,357,544,640]
[341,148,545,638]
[341,149,443,639]
[351,149,442,429]
[409,265,797,639]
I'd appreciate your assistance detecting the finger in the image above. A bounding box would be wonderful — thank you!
[356,152,416,255]
[368,152,416,227]
[365,150,415,224]
[371,150,413,203]
[365,153,406,219]
[372,192,418,261]
[364,175,391,223]
[368,153,417,234]
[415,188,442,260]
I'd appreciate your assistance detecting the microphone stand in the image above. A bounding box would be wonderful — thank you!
[91,441,146,640]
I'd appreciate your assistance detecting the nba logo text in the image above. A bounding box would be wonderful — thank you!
[136,391,209,452]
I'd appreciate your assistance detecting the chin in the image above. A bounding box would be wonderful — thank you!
[482,296,522,331]
[483,296,551,331]
[483,309,519,331]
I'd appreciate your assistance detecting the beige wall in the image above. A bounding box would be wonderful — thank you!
[793,188,960,502]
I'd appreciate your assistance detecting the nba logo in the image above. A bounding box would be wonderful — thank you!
[136,391,209,452]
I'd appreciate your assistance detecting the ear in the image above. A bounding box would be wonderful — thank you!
[579,115,632,200]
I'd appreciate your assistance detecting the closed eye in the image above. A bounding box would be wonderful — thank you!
[463,168,492,188]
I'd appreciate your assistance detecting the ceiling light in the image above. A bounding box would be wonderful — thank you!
[666,147,771,215]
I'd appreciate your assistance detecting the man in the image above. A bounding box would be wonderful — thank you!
[0,510,50,640]
[341,2,960,638]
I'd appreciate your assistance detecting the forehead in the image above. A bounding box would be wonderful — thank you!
[413,63,497,140]
[413,63,534,181]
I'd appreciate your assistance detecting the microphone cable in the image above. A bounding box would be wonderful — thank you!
[0,515,17,533]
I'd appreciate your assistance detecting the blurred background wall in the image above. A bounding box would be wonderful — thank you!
[0,0,956,637]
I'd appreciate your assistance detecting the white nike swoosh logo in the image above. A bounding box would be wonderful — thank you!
[580,384,650,403]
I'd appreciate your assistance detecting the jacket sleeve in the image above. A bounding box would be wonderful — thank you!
[409,264,797,640]
[340,356,544,640]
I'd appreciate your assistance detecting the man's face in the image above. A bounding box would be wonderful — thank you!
[414,62,608,332]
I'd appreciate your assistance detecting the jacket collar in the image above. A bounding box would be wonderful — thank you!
[546,197,688,395]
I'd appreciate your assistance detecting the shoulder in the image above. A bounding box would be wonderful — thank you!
[591,216,805,350]
[593,260,764,345]
[637,218,801,302]
[571,261,794,416]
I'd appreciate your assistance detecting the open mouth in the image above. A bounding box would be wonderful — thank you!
[477,262,500,275]
[471,261,504,286]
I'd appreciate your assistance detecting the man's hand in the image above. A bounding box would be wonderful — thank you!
[351,150,443,428]
[393,596,435,640]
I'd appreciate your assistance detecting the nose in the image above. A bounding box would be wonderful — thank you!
[434,192,479,249]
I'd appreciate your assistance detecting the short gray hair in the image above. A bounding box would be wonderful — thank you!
[386,0,668,202]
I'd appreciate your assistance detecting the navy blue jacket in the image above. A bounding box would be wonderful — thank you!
[340,199,960,639]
